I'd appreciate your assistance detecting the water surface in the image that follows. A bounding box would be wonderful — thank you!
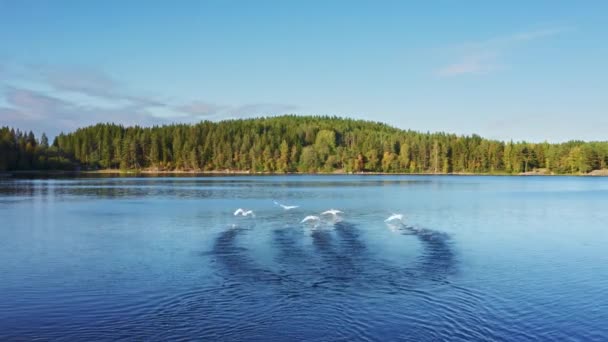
[1,175,607,341]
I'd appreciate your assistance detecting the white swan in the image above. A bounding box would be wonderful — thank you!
[301,215,320,223]
[321,209,343,216]
[384,213,404,223]
[234,208,255,217]
[274,201,299,210]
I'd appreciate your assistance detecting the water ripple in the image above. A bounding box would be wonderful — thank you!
[3,176,608,340]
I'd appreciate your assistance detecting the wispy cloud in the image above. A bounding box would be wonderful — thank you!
[33,64,167,108]
[436,27,570,77]
[173,101,299,120]
[4,86,70,120]
[174,101,228,117]
[226,103,299,118]
[0,107,23,121]
[0,63,300,137]
[1,85,170,134]
[506,28,568,43]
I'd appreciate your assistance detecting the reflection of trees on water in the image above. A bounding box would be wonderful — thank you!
[0,178,432,200]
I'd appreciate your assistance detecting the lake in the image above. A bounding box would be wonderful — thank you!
[1,175,607,341]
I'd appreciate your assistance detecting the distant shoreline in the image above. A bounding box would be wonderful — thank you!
[2,169,607,177]
[5,116,608,177]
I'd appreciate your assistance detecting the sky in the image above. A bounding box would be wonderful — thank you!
[1,1,607,142]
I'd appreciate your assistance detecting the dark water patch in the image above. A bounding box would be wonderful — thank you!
[310,228,353,283]
[322,222,459,295]
[269,226,323,293]
[310,228,334,253]
[211,226,284,286]
[407,226,457,282]
[307,221,378,290]
[272,226,308,266]
[301,220,459,295]
[334,221,367,256]
[333,221,369,281]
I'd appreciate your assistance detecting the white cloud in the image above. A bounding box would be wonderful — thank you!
[436,27,570,77]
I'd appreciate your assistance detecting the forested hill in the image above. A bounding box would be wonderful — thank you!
[2,115,608,174]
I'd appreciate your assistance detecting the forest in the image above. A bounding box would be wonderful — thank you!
[1,115,607,174]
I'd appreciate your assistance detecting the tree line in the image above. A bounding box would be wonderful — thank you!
[2,115,607,174]
[0,127,76,171]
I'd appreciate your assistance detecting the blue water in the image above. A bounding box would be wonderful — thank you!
[0,175,607,341]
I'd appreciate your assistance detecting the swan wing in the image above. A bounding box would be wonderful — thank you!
[301,216,319,223]
[385,214,403,222]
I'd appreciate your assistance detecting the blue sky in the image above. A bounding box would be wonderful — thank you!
[1,1,607,142]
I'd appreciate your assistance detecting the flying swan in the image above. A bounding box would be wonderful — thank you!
[321,209,343,216]
[234,208,255,217]
[384,214,404,223]
[301,215,321,223]
[274,201,299,210]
